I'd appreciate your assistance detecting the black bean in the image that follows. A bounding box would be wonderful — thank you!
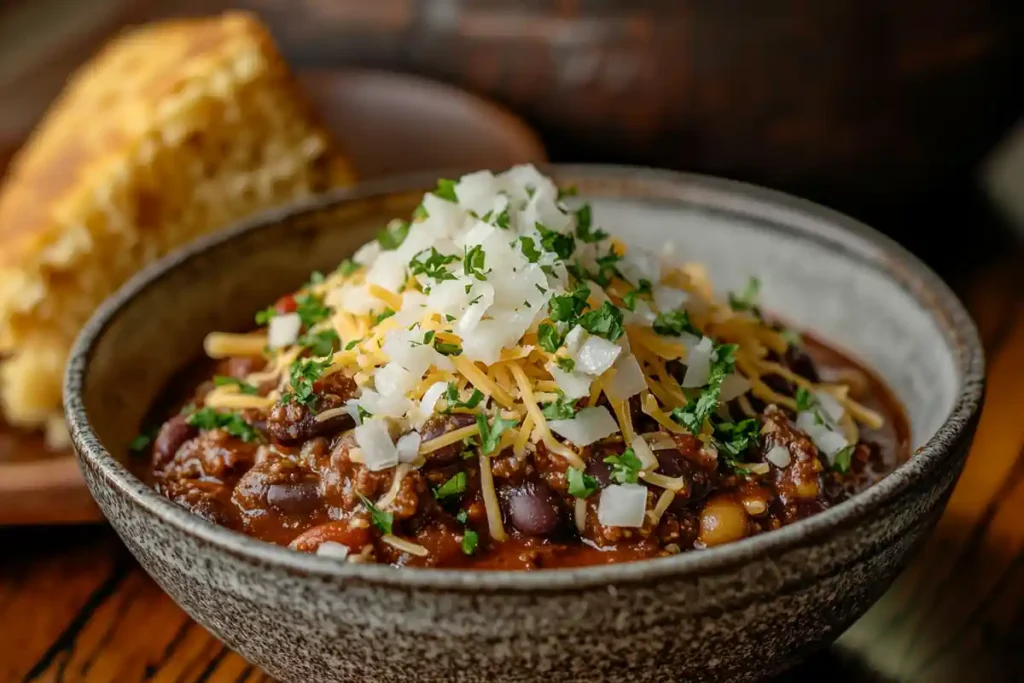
[152,414,197,468]
[420,413,477,464]
[503,480,563,537]
[584,457,613,487]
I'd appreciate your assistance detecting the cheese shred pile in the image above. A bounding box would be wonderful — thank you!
[202,166,884,545]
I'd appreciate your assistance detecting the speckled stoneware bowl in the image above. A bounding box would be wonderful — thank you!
[64,166,984,683]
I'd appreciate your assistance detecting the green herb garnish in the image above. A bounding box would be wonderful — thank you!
[535,222,576,260]
[434,472,468,500]
[433,178,458,202]
[519,236,542,263]
[213,376,260,395]
[463,244,489,281]
[567,466,600,498]
[541,392,576,420]
[652,310,701,337]
[461,528,479,555]
[537,323,564,354]
[555,356,576,373]
[442,384,485,413]
[409,247,460,282]
[373,308,396,325]
[282,354,334,407]
[574,204,608,243]
[129,430,155,454]
[622,279,652,311]
[728,277,761,313]
[670,343,738,434]
[548,285,591,322]
[254,306,278,326]
[377,219,411,250]
[832,445,855,474]
[475,413,519,455]
[186,408,262,443]
[357,492,394,535]
[295,293,331,328]
[577,301,624,341]
[603,448,643,484]
[337,259,359,276]
[297,329,341,356]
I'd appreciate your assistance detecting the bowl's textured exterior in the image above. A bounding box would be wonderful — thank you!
[65,166,985,682]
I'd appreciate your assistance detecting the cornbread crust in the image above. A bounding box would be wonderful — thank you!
[0,12,354,438]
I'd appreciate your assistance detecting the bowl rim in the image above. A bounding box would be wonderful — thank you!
[64,164,985,592]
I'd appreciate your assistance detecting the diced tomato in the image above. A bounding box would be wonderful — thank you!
[275,294,298,314]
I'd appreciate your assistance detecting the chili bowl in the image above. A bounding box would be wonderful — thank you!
[64,165,984,682]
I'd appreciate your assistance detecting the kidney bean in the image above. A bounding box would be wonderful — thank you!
[503,480,563,537]
[267,479,322,514]
[584,457,612,487]
[152,414,197,468]
[267,397,353,444]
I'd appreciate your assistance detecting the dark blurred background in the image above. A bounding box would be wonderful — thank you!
[1,0,1022,277]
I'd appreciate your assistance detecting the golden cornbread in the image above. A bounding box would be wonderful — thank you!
[0,12,354,442]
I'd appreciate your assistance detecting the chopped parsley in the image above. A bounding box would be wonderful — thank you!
[297,329,340,356]
[622,279,652,311]
[442,384,485,413]
[557,185,579,201]
[590,248,623,286]
[488,207,510,229]
[567,466,600,498]
[213,376,260,395]
[129,430,155,454]
[795,387,815,413]
[461,528,479,555]
[714,418,760,458]
[433,178,458,202]
[728,277,761,313]
[540,392,576,420]
[282,354,334,407]
[377,219,411,250]
[519,236,543,263]
[434,340,463,356]
[548,285,591,322]
[357,492,394,535]
[577,301,624,341]
[832,445,855,474]
[537,323,564,354]
[186,408,262,443]
[574,204,608,243]
[463,244,490,281]
[670,343,738,434]
[555,356,576,373]
[652,310,701,337]
[337,259,359,276]
[603,448,643,484]
[434,472,468,500]
[254,306,278,325]
[295,293,331,328]
[344,337,363,351]
[373,308,396,325]
[535,222,575,260]
[412,203,429,220]
[475,413,519,455]
[307,271,325,286]
[409,247,459,282]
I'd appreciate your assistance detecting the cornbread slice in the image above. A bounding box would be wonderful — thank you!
[0,12,354,442]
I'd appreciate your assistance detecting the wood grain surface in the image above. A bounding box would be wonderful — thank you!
[1,250,1020,683]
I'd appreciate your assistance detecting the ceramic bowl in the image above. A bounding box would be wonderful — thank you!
[64,166,984,682]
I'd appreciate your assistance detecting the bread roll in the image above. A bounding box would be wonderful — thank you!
[0,12,353,443]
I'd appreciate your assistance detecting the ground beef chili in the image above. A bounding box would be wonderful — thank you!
[142,335,909,569]
[138,167,912,570]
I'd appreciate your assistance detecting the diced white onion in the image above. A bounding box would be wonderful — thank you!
[414,381,448,427]
[366,250,407,293]
[563,325,586,354]
[547,362,592,399]
[344,399,363,425]
[605,354,647,402]
[548,406,619,446]
[598,484,648,528]
[815,390,846,424]
[681,336,714,388]
[796,411,849,461]
[653,285,690,313]
[267,313,301,349]
[624,300,657,326]
[357,389,411,419]
[765,445,792,468]
[574,335,621,376]
[374,362,416,397]
[354,419,398,471]
[720,374,752,402]
[396,432,422,464]
[316,541,350,560]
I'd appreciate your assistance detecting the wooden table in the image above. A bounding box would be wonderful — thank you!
[2,252,1021,683]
